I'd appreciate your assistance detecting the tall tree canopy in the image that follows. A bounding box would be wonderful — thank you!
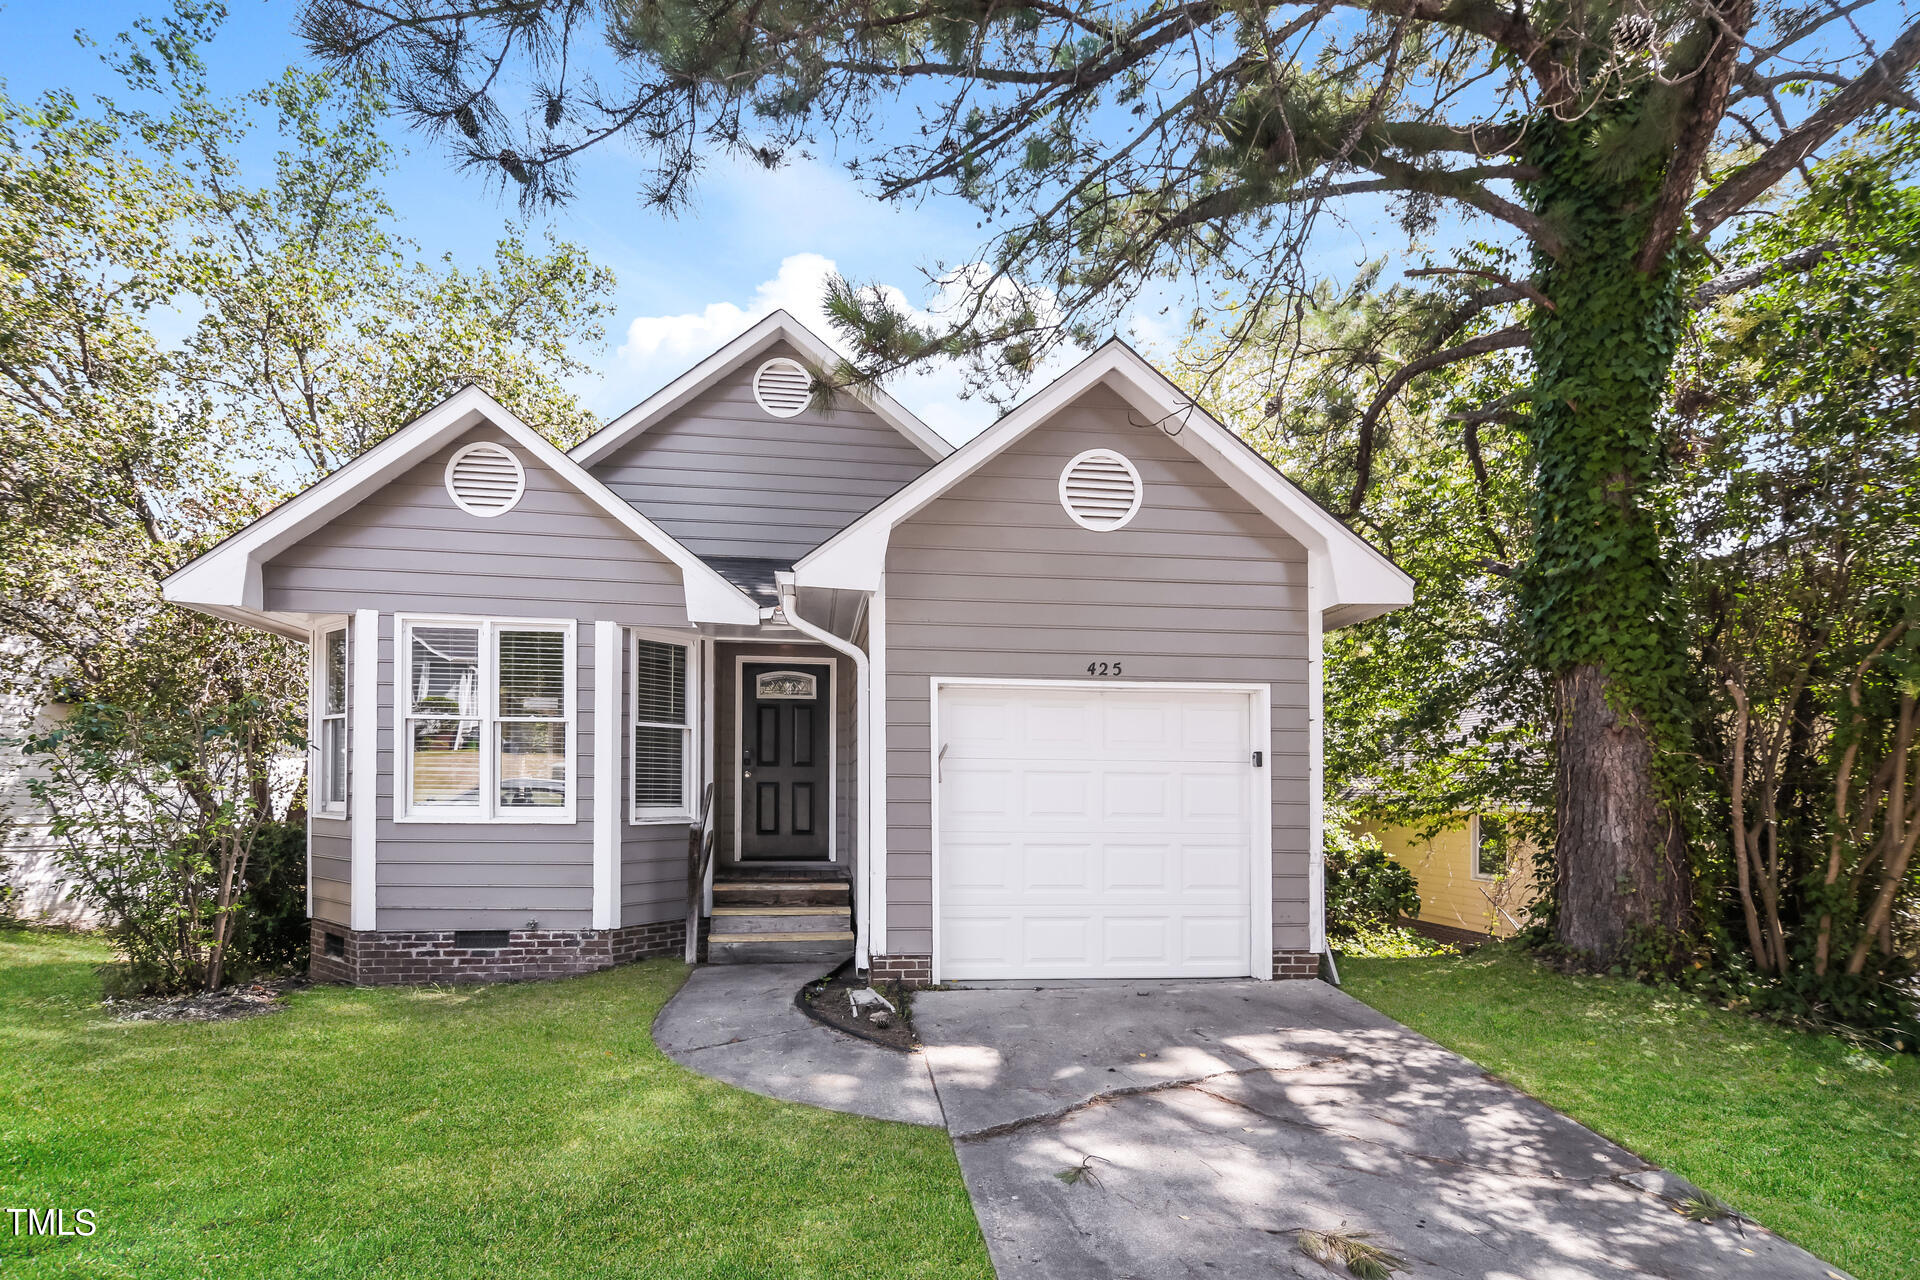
[1,3,614,703]
[304,0,1919,962]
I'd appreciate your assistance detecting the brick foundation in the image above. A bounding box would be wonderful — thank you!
[308,918,690,986]
[1272,949,1321,980]
[868,952,1322,985]
[868,954,933,986]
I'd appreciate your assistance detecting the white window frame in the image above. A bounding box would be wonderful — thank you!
[395,614,577,824]
[311,619,351,820]
[630,628,700,824]
[1470,814,1506,881]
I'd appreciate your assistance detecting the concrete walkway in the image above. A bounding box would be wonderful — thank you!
[651,963,944,1126]
[913,979,1852,1280]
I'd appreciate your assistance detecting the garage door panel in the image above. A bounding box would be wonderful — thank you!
[938,683,1263,981]
[1027,698,1095,745]
[945,765,1016,818]
[943,839,1016,892]
[1023,841,1094,892]
[1103,771,1173,820]
[1023,769,1091,819]
[1103,916,1173,965]
[1100,842,1173,893]
[1180,841,1250,893]
[1182,770,1250,823]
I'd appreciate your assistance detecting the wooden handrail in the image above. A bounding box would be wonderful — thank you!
[685,783,716,964]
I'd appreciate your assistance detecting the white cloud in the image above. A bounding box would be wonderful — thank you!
[615,252,841,367]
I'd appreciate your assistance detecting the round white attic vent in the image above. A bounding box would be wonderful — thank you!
[1059,449,1143,532]
[444,442,526,517]
[753,357,814,418]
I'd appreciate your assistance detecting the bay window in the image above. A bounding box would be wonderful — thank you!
[632,634,696,821]
[315,624,349,816]
[400,616,574,821]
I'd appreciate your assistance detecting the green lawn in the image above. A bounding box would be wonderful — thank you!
[0,929,990,1279]
[1342,947,1920,1280]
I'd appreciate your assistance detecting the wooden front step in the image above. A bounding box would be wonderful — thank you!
[713,879,849,908]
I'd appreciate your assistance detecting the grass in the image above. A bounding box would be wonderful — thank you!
[1342,946,1920,1280]
[0,929,990,1279]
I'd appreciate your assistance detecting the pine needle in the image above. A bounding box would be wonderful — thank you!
[1298,1227,1409,1279]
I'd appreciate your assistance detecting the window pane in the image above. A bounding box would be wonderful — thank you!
[633,724,685,808]
[324,630,348,715]
[409,627,481,718]
[1477,817,1509,877]
[499,722,567,808]
[411,718,481,806]
[498,629,566,717]
[322,719,347,806]
[634,640,686,725]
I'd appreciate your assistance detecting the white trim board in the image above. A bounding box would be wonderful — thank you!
[161,384,761,627]
[627,625,705,826]
[570,310,953,466]
[349,609,379,932]
[730,653,840,868]
[926,676,1273,984]
[592,619,621,930]
[792,340,1412,628]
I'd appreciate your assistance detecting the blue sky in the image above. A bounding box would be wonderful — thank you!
[4,2,1906,443]
[0,1,1081,440]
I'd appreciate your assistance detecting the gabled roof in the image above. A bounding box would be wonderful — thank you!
[792,340,1413,628]
[569,310,953,467]
[163,385,764,629]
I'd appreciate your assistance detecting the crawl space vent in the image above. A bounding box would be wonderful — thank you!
[444,442,526,517]
[1058,448,1144,532]
[752,357,813,418]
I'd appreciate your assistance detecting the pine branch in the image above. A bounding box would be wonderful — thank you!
[1693,16,1920,236]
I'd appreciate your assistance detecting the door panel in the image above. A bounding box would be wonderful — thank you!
[741,663,831,860]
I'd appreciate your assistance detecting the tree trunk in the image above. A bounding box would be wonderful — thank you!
[1522,105,1697,962]
[1554,665,1693,957]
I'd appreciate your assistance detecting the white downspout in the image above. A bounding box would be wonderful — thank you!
[777,573,872,972]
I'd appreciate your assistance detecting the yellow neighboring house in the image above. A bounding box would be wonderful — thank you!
[1367,815,1540,940]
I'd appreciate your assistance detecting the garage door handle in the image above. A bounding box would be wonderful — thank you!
[938,743,949,782]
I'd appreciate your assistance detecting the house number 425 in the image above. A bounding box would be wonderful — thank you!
[1086,661,1124,676]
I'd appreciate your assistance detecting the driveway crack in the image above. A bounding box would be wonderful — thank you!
[950,1054,1351,1142]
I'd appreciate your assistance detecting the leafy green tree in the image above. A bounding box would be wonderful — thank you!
[304,0,1920,962]
[1,6,615,986]
[1674,123,1920,1007]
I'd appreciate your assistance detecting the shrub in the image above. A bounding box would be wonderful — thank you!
[1325,822,1420,938]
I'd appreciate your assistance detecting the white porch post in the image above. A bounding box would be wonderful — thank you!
[592,620,621,931]
[349,608,378,932]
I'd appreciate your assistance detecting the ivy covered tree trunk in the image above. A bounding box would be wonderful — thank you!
[1523,113,1695,961]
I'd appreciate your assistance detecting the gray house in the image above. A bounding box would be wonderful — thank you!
[164,313,1410,985]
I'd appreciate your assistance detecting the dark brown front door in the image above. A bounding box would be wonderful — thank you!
[740,663,831,861]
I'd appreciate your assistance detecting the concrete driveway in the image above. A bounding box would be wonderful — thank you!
[913,979,1849,1280]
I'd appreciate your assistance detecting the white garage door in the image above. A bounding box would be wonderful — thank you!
[936,682,1264,981]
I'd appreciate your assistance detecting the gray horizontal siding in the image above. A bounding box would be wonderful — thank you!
[883,383,1313,958]
[262,425,690,625]
[589,340,937,560]
[310,822,352,926]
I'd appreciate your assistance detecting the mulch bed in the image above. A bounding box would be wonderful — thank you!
[797,965,918,1052]
[109,974,308,1024]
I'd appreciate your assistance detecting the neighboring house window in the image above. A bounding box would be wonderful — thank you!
[400,617,574,821]
[1472,815,1510,879]
[316,625,349,816]
[632,635,695,820]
